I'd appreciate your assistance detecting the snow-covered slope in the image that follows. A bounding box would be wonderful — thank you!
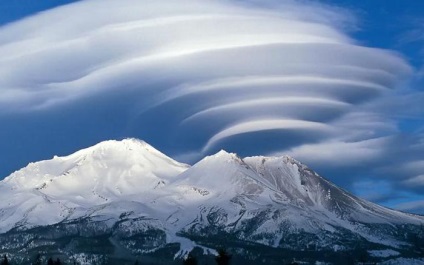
[167,151,424,249]
[0,139,423,264]
[0,139,188,232]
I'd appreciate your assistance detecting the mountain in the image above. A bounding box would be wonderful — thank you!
[0,139,423,265]
[0,139,188,232]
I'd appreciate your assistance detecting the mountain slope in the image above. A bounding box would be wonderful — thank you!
[0,139,188,232]
[169,152,424,250]
[0,139,423,264]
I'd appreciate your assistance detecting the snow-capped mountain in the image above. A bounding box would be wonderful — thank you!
[0,139,423,265]
[0,139,188,232]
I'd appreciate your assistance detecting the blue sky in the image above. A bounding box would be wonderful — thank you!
[0,0,423,214]
[0,0,79,25]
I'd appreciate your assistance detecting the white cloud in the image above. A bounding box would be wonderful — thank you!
[394,200,424,214]
[0,0,410,112]
[284,137,389,167]
[0,0,423,207]
[202,119,333,152]
[404,175,424,187]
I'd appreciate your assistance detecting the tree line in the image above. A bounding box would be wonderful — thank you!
[1,254,71,265]
[183,249,231,265]
[0,249,233,265]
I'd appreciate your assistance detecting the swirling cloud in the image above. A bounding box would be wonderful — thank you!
[0,0,423,212]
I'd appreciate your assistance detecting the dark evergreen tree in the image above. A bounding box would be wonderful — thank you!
[358,249,369,263]
[33,254,42,265]
[409,225,424,256]
[215,249,231,265]
[54,258,62,265]
[183,254,197,265]
[1,255,8,265]
[47,257,54,265]
[134,260,139,265]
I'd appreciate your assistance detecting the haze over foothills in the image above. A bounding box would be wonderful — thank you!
[0,0,423,214]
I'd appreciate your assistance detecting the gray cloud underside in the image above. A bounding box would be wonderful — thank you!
[0,0,423,212]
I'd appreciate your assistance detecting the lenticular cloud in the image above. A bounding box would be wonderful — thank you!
[0,0,411,156]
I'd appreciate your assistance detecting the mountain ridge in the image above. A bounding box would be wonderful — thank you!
[0,138,423,264]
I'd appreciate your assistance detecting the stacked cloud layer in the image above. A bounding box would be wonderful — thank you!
[0,0,423,212]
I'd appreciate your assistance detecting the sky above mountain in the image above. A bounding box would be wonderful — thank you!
[0,0,423,214]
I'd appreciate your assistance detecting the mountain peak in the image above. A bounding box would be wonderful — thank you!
[212,149,239,158]
[70,138,154,156]
[1,139,424,262]
[97,138,150,148]
[96,138,148,147]
[3,138,189,191]
[202,150,246,166]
